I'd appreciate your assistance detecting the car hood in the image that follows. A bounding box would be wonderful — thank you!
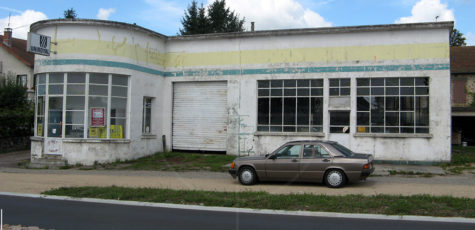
[235,156,267,162]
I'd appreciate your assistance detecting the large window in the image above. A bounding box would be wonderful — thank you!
[35,72,129,139]
[356,77,429,134]
[257,79,323,133]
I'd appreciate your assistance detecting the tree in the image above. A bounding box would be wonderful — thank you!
[64,8,77,19]
[450,28,467,46]
[207,0,244,33]
[179,0,244,35]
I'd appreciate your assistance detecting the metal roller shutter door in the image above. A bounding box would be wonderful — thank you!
[172,81,228,151]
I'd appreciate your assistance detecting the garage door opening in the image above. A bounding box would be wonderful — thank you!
[172,81,228,152]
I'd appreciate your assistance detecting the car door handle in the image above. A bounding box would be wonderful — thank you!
[322,159,330,162]
[292,159,299,162]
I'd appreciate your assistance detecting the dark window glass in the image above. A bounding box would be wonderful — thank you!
[311,88,323,96]
[297,80,309,87]
[386,97,399,111]
[258,81,269,88]
[258,89,269,96]
[357,78,370,86]
[371,97,384,125]
[271,80,283,87]
[385,112,399,126]
[371,78,384,86]
[340,79,350,87]
[271,89,282,96]
[357,97,370,111]
[357,87,369,96]
[284,80,296,87]
[297,98,309,125]
[400,87,414,95]
[270,98,282,125]
[400,78,414,86]
[329,79,339,87]
[329,88,339,96]
[284,88,296,96]
[258,98,269,124]
[311,98,323,126]
[297,88,309,96]
[311,79,323,87]
[386,87,399,95]
[416,87,429,95]
[371,127,384,133]
[400,112,414,126]
[283,98,296,125]
[415,77,429,86]
[400,97,414,110]
[371,87,384,95]
[416,97,429,126]
[357,112,369,125]
[385,78,399,86]
[340,88,350,96]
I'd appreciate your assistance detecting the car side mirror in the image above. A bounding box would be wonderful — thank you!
[268,154,277,160]
[265,153,270,158]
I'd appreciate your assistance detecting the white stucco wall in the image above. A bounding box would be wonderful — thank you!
[30,19,452,165]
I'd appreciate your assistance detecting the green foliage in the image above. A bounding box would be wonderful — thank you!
[64,8,77,19]
[450,28,467,46]
[0,79,34,138]
[44,186,475,218]
[179,0,245,35]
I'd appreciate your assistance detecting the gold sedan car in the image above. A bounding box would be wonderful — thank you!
[229,140,374,188]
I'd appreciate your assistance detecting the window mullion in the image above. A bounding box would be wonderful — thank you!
[84,73,89,138]
[107,74,112,139]
[44,73,49,138]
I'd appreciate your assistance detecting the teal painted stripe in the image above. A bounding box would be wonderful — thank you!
[39,59,449,77]
[40,59,165,76]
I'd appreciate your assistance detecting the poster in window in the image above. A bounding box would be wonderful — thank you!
[91,107,105,127]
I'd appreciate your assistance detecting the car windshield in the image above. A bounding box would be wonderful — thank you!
[330,143,354,157]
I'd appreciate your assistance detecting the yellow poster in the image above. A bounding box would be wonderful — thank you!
[357,126,367,133]
[89,127,107,138]
[37,124,43,136]
[110,125,123,139]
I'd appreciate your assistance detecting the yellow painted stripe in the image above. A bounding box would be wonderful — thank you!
[55,39,449,68]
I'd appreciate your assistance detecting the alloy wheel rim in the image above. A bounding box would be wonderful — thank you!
[241,170,253,183]
[328,172,342,186]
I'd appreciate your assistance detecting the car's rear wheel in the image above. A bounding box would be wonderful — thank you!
[238,167,257,185]
[324,169,346,188]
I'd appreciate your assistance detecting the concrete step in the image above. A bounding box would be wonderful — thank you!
[29,156,67,169]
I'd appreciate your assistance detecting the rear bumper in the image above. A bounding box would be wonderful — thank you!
[228,169,237,179]
[360,167,375,179]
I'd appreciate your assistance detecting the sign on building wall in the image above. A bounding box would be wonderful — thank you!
[44,138,62,155]
[91,107,105,127]
[27,32,51,56]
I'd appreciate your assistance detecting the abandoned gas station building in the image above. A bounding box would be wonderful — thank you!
[29,19,453,166]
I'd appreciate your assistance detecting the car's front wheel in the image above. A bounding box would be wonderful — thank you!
[238,167,257,185]
[324,169,346,188]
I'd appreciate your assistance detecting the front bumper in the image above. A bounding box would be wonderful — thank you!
[228,168,237,179]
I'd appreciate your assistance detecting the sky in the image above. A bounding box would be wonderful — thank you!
[0,0,474,45]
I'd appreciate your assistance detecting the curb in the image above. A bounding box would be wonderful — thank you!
[1,192,474,224]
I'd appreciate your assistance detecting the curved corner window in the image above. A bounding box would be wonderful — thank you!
[34,72,129,139]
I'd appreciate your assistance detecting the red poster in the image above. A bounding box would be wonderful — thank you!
[91,107,105,127]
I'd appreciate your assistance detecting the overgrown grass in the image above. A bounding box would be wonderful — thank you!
[43,186,475,218]
[440,146,475,174]
[69,152,237,172]
[388,170,436,177]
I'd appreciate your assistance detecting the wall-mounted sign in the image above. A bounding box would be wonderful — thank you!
[44,138,62,155]
[27,32,51,56]
[91,107,105,127]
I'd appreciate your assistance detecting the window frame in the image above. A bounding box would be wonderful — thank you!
[142,97,153,134]
[34,72,129,139]
[356,77,429,134]
[257,79,324,133]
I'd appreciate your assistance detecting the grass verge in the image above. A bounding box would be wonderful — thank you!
[43,186,475,218]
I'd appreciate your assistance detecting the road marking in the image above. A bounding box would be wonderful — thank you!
[1,191,474,224]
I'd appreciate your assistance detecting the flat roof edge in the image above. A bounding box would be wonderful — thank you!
[30,19,453,41]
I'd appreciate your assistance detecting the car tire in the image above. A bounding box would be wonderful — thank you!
[324,169,346,188]
[238,167,257,185]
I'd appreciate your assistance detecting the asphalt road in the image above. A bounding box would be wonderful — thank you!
[0,195,473,230]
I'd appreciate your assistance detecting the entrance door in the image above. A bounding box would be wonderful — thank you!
[44,96,63,155]
[328,110,351,147]
[172,81,228,151]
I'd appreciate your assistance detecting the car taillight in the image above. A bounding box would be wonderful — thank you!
[231,162,235,169]
[363,164,370,169]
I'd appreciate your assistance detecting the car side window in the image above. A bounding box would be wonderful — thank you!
[276,144,301,158]
[315,145,330,158]
[302,144,330,158]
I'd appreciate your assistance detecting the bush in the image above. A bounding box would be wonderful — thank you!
[0,79,34,138]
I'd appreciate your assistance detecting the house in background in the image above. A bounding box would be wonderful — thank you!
[451,46,475,145]
[0,27,35,99]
